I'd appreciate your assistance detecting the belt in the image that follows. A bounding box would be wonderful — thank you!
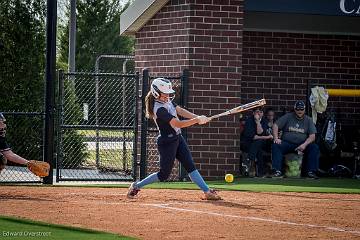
[161,133,180,138]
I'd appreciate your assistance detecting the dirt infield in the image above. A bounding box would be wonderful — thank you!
[0,186,359,240]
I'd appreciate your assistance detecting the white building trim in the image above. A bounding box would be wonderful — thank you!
[120,0,169,36]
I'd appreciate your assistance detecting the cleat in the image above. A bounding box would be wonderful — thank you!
[201,189,222,201]
[272,170,283,178]
[307,171,319,179]
[127,182,140,199]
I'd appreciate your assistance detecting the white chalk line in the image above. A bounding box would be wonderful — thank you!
[66,192,127,196]
[143,203,360,236]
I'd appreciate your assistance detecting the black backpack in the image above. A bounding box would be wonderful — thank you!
[320,112,337,152]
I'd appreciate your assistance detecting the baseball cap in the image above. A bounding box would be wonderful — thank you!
[294,100,305,110]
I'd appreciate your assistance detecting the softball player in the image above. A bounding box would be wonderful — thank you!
[127,78,221,200]
[0,113,30,173]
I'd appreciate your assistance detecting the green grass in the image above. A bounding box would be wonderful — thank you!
[77,128,134,170]
[208,177,360,193]
[4,178,359,194]
[106,178,359,194]
[49,177,360,194]
[84,149,132,170]
[77,129,134,138]
[0,215,136,240]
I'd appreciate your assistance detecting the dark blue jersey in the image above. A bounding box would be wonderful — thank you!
[242,116,268,144]
[153,100,181,137]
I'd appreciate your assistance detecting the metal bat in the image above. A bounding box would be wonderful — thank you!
[209,99,266,120]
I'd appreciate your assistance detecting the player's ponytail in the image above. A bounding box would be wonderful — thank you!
[145,91,155,119]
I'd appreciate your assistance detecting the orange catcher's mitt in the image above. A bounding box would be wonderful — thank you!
[27,160,50,177]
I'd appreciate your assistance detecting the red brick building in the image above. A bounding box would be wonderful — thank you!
[120,0,360,179]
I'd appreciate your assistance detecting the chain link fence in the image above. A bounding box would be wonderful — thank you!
[57,71,139,181]
[1,68,188,183]
[0,112,44,183]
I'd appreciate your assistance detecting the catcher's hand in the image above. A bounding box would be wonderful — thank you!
[27,160,50,177]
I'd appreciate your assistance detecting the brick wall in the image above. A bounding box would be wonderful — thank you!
[187,0,243,179]
[135,0,244,179]
[135,1,191,74]
[242,31,360,126]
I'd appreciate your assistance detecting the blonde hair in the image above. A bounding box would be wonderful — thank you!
[145,91,155,119]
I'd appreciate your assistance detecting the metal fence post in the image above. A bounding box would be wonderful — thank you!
[140,69,149,180]
[43,0,57,184]
[132,72,140,180]
[122,71,126,171]
[56,70,64,182]
[179,69,189,180]
[95,58,100,168]
[181,69,189,114]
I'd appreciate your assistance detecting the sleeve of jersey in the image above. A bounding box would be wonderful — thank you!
[156,107,175,123]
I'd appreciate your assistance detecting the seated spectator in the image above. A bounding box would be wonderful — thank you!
[263,108,278,150]
[272,100,320,179]
[241,107,273,177]
[263,108,277,174]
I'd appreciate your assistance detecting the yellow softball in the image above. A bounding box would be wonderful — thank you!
[225,173,234,183]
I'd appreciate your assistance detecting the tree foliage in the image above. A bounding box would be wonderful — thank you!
[58,0,134,72]
[0,0,46,165]
[0,0,46,111]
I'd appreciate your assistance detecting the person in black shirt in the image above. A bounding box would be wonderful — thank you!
[242,107,273,177]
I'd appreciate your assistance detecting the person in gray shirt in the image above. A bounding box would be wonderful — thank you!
[272,101,320,179]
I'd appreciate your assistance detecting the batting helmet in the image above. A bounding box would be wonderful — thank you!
[150,78,175,98]
[0,113,5,122]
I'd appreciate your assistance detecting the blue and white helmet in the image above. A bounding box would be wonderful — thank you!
[150,78,175,98]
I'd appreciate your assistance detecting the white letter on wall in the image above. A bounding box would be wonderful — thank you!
[340,0,355,14]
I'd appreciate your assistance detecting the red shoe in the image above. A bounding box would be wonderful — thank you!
[201,189,222,200]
